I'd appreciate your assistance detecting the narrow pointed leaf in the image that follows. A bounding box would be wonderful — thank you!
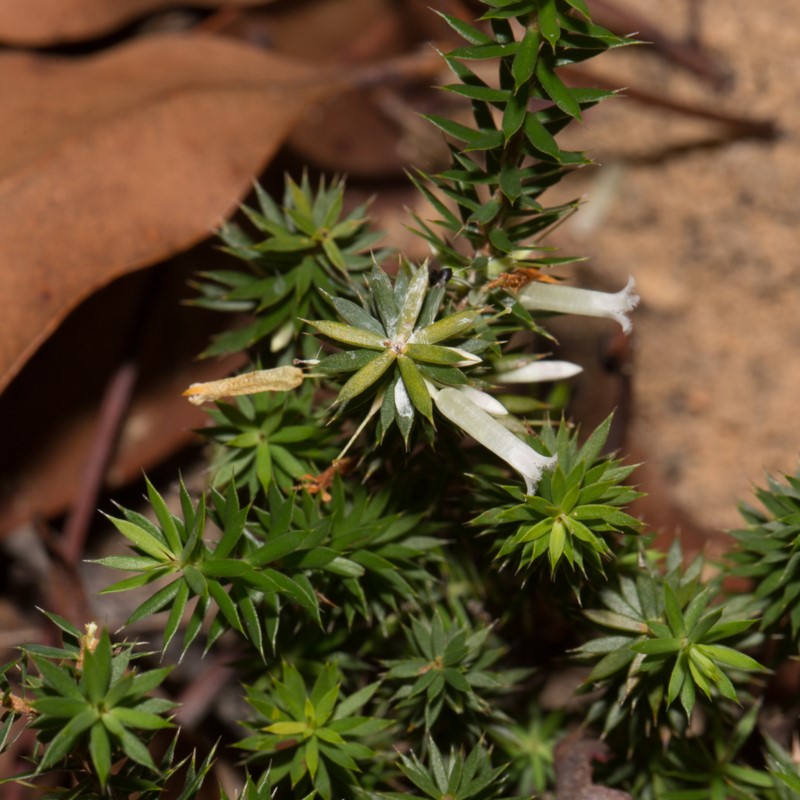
[308,320,386,350]
[512,27,540,90]
[329,296,385,336]
[535,57,582,121]
[396,267,430,342]
[89,722,112,788]
[82,630,112,704]
[103,515,172,561]
[38,708,98,770]
[335,349,396,406]
[32,658,84,701]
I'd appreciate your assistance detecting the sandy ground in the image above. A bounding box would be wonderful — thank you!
[546,0,800,532]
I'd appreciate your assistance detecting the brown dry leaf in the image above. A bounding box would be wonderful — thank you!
[236,0,455,177]
[0,358,237,538]
[242,0,395,62]
[0,251,246,538]
[554,734,633,800]
[0,0,266,46]
[0,33,348,395]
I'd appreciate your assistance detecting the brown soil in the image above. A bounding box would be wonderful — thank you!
[548,0,800,533]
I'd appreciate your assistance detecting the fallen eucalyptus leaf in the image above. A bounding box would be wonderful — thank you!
[0,33,346,394]
[0,0,266,46]
[0,256,245,538]
[554,734,632,800]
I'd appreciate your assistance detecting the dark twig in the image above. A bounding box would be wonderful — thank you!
[587,0,731,88]
[60,360,139,565]
[564,66,779,141]
[555,733,633,800]
[59,269,166,567]
[174,654,236,729]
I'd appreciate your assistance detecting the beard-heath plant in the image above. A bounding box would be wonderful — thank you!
[2,2,793,799]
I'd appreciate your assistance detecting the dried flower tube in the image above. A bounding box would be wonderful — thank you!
[182,366,304,405]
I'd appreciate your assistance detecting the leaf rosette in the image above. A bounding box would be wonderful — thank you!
[237,662,392,800]
[471,416,642,579]
[192,175,388,358]
[730,468,800,651]
[21,622,174,790]
[308,261,489,445]
[575,544,765,741]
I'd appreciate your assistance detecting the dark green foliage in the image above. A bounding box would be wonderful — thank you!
[200,382,337,497]
[305,478,441,627]
[412,3,630,289]
[96,478,325,655]
[218,771,276,800]
[765,736,800,798]
[6,3,791,800]
[0,732,217,800]
[576,542,764,741]
[95,477,441,658]
[380,738,518,800]
[382,609,526,732]
[472,416,642,579]
[730,469,800,651]
[192,174,388,358]
[487,705,564,795]
[1,617,178,794]
[238,662,392,800]
[651,705,773,800]
[612,704,775,800]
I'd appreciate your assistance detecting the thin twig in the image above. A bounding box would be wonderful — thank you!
[174,655,236,729]
[60,270,162,565]
[564,66,779,140]
[587,0,731,88]
[60,361,139,565]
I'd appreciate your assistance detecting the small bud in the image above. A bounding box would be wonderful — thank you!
[83,622,99,650]
[76,621,100,671]
[517,277,639,333]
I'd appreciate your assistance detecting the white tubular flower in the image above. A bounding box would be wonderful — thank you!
[494,360,582,384]
[433,387,556,495]
[517,277,639,333]
[457,386,509,416]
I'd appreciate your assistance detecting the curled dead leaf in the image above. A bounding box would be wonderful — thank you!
[0,33,349,394]
[0,0,266,46]
[554,733,632,800]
